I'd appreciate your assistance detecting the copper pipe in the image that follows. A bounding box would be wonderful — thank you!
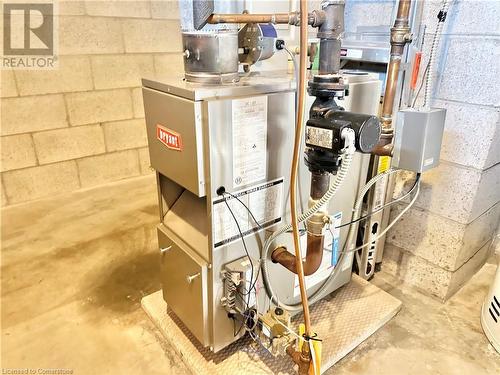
[272,235,324,275]
[207,12,323,26]
[289,0,312,339]
[373,0,412,156]
[272,172,329,275]
[381,56,402,127]
[208,13,293,24]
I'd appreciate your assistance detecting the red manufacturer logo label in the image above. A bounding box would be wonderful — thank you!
[156,124,183,151]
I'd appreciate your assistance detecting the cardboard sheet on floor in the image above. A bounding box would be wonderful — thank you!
[142,275,401,374]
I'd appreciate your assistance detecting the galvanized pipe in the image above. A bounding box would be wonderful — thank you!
[317,0,345,75]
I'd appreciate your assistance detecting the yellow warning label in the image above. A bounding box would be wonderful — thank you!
[377,156,391,174]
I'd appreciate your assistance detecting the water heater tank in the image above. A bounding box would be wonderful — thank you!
[481,256,500,353]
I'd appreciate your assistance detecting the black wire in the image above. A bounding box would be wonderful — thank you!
[222,192,262,295]
[222,194,258,337]
[222,195,255,297]
[224,191,263,229]
[334,173,421,229]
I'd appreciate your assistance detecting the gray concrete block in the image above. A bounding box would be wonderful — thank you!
[65,89,133,126]
[436,37,500,107]
[85,1,151,18]
[394,161,499,225]
[33,125,106,164]
[92,55,154,90]
[1,179,7,207]
[1,134,37,172]
[15,56,93,95]
[485,119,500,168]
[344,1,394,34]
[446,241,493,300]
[457,201,500,269]
[154,53,184,77]
[383,241,492,301]
[77,150,140,187]
[151,0,179,20]
[132,88,145,118]
[383,244,452,300]
[415,162,481,224]
[421,0,500,36]
[387,205,464,271]
[434,99,500,170]
[102,119,148,152]
[388,201,500,271]
[59,16,124,55]
[470,162,500,221]
[1,69,18,98]
[122,19,182,53]
[1,95,68,136]
[3,161,80,204]
[54,1,86,16]
[138,147,153,175]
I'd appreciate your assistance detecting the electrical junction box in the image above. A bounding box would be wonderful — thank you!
[392,107,446,173]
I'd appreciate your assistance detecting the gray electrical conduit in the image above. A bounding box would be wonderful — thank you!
[262,165,399,311]
[423,0,450,109]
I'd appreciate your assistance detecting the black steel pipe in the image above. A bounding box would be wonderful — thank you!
[317,0,345,75]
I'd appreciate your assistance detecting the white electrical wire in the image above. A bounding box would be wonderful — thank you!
[347,181,420,252]
[261,129,357,311]
[423,0,451,109]
[262,166,400,311]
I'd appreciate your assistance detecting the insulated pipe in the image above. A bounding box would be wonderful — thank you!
[373,0,412,156]
[289,0,313,341]
[271,172,330,276]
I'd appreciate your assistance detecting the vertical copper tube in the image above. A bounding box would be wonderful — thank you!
[290,0,312,338]
[381,57,402,126]
[381,0,411,127]
[373,0,412,156]
[396,0,411,19]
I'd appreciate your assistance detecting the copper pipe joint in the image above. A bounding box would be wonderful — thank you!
[371,130,394,156]
[286,344,311,375]
[271,234,325,276]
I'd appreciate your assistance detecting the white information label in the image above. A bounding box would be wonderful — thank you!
[305,126,333,149]
[232,96,268,188]
[293,212,343,297]
[346,48,363,59]
[213,178,284,248]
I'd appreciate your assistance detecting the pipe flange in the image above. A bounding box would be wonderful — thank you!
[308,74,347,98]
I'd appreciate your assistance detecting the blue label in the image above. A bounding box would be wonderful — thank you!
[331,212,342,266]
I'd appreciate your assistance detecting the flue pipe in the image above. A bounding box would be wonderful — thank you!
[373,0,412,156]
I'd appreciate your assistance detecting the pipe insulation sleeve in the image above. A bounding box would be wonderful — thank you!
[423,0,450,109]
[262,164,399,311]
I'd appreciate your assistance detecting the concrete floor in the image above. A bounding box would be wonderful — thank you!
[1,175,499,374]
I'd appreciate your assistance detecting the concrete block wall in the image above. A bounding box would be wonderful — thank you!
[381,0,500,300]
[1,0,184,206]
